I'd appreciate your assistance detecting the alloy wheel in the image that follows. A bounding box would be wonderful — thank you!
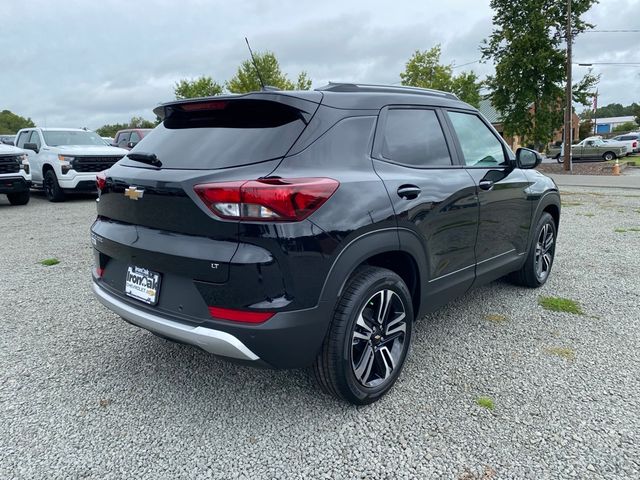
[351,289,407,388]
[535,223,554,281]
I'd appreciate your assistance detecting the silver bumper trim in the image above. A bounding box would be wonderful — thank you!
[92,282,259,361]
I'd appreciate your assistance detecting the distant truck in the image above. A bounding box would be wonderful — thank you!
[0,143,31,205]
[548,138,627,163]
[15,128,128,202]
[112,128,152,150]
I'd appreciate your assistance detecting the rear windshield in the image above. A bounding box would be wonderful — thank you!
[126,100,307,169]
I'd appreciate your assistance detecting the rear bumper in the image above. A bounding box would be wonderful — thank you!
[93,281,260,362]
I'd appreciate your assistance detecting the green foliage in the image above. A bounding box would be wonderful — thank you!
[481,0,599,147]
[476,396,495,410]
[40,258,60,266]
[174,76,224,99]
[579,117,594,140]
[538,296,583,315]
[0,110,35,134]
[95,116,157,138]
[226,51,312,93]
[612,121,638,133]
[399,45,482,107]
[584,102,640,119]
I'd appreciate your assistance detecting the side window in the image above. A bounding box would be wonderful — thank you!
[130,131,141,143]
[117,132,130,147]
[381,109,451,167]
[29,131,42,149]
[16,131,30,148]
[447,111,507,167]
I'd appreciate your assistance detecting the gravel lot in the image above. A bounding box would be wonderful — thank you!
[1,188,639,479]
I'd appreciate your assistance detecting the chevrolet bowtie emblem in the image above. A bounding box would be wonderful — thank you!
[124,186,144,200]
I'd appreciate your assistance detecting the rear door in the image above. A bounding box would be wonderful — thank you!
[372,106,479,307]
[444,110,532,284]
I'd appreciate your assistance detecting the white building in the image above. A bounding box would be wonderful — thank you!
[594,116,637,134]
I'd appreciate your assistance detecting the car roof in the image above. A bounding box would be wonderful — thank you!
[19,127,93,132]
[153,83,474,118]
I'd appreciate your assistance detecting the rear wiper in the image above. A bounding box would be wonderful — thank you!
[127,152,162,168]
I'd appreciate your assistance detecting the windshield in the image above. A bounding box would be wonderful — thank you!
[43,130,106,146]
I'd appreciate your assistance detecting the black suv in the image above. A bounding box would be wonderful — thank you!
[91,84,560,404]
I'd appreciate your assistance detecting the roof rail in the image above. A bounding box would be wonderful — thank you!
[316,82,459,100]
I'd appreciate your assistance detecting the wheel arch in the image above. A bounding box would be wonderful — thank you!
[318,229,428,321]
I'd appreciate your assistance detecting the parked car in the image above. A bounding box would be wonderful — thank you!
[0,143,31,205]
[15,128,128,202]
[549,138,627,163]
[91,84,561,404]
[611,133,639,154]
[0,134,16,145]
[112,128,152,150]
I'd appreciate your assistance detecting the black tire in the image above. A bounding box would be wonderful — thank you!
[602,151,615,161]
[44,169,65,202]
[509,212,557,288]
[7,190,30,205]
[313,266,414,405]
[555,154,563,163]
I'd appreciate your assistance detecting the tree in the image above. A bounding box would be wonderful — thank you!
[578,117,594,140]
[174,76,223,99]
[0,110,35,134]
[612,121,638,133]
[400,46,482,107]
[226,51,312,93]
[96,117,158,138]
[481,0,599,147]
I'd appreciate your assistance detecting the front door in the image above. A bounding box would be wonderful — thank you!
[444,110,532,285]
[372,106,479,310]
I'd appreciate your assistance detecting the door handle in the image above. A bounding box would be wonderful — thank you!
[397,185,421,200]
[478,180,494,191]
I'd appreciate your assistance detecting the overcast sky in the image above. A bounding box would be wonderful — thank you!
[1,0,638,130]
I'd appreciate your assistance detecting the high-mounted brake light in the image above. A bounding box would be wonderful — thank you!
[194,178,339,222]
[179,101,228,112]
[96,171,107,191]
[208,307,274,324]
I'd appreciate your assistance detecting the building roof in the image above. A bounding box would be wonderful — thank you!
[594,116,635,125]
[478,98,502,124]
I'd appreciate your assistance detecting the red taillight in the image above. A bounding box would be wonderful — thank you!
[208,307,274,324]
[96,171,107,191]
[633,141,637,148]
[95,267,104,278]
[194,178,339,222]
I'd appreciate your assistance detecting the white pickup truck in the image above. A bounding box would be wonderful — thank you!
[15,128,128,202]
[0,143,31,205]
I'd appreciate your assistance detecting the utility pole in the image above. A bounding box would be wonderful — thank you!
[563,0,572,171]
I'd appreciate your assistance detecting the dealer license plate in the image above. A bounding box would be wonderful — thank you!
[125,266,161,305]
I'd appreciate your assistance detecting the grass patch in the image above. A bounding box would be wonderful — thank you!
[40,258,60,266]
[562,201,583,206]
[544,347,575,361]
[538,296,583,315]
[614,228,627,233]
[476,396,495,410]
[484,314,507,323]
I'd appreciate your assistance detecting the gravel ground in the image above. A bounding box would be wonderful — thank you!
[1,188,639,479]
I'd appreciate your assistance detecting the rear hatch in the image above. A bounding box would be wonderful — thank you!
[94,92,322,285]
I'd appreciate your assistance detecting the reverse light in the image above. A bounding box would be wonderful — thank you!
[96,171,107,191]
[194,178,339,222]
[208,307,274,324]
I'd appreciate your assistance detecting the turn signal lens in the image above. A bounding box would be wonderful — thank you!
[194,178,339,222]
[208,307,274,324]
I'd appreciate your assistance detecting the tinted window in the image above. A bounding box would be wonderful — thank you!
[127,100,307,170]
[620,135,637,140]
[16,131,30,148]
[116,131,130,147]
[29,131,41,149]
[447,112,507,167]
[381,109,451,167]
[130,131,141,143]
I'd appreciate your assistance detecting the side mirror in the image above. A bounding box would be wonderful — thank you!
[24,142,39,154]
[127,141,137,149]
[516,147,542,169]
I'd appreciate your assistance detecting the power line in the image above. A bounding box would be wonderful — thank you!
[574,62,640,66]
[451,59,481,69]
[586,29,640,33]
